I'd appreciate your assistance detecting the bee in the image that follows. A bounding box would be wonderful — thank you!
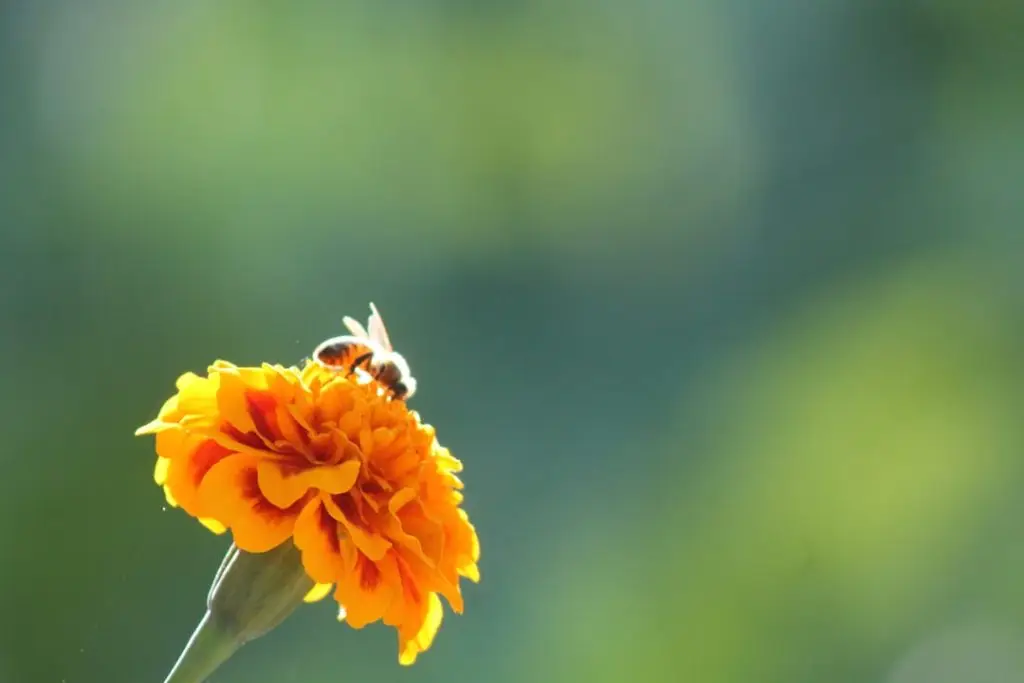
[312,303,417,401]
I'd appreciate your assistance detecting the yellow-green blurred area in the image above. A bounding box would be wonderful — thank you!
[2,0,1023,681]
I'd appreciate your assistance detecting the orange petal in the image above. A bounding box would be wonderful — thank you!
[384,493,443,569]
[206,429,281,461]
[284,400,315,439]
[336,429,369,466]
[264,365,301,400]
[246,390,285,445]
[334,546,401,629]
[358,426,375,457]
[372,427,396,450]
[198,454,303,553]
[257,459,361,509]
[153,428,194,461]
[387,487,417,515]
[336,416,360,444]
[316,385,355,426]
[163,438,234,517]
[293,497,345,585]
[323,494,392,561]
[272,404,310,455]
[394,547,459,614]
[389,505,462,611]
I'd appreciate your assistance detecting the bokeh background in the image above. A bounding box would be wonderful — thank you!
[2,1,1023,682]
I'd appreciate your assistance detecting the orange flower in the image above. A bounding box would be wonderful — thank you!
[135,359,480,665]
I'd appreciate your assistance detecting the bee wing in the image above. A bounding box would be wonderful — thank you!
[366,302,394,351]
[342,315,370,339]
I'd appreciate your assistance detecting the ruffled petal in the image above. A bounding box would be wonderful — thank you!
[163,437,234,518]
[334,545,401,629]
[293,497,345,585]
[323,494,392,561]
[398,593,444,666]
[257,459,361,509]
[198,453,304,552]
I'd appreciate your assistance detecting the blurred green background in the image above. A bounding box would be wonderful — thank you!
[2,1,1023,682]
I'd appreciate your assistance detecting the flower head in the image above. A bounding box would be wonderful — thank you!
[135,359,480,665]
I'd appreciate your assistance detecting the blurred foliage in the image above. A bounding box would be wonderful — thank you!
[530,254,1024,683]
[1,1,1022,682]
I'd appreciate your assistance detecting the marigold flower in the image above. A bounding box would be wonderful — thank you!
[135,359,480,665]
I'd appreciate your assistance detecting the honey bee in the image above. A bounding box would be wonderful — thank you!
[312,303,417,400]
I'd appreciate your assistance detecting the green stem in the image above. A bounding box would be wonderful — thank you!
[163,611,242,683]
[162,542,312,682]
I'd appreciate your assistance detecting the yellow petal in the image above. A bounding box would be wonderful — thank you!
[174,371,203,391]
[215,370,258,435]
[173,373,220,418]
[399,593,444,666]
[460,563,480,583]
[153,457,170,486]
[303,582,334,603]
[200,517,227,534]
[135,419,171,436]
[163,485,178,508]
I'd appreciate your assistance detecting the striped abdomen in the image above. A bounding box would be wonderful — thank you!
[312,336,376,374]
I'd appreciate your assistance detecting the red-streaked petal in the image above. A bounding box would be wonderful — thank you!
[323,494,392,561]
[198,454,305,552]
[257,459,361,509]
[293,497,345,585]
[163,438,234,517]
[334,545,401,629]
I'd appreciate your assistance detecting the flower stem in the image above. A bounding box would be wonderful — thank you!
[162,610,241,683]
[162,542,314,683]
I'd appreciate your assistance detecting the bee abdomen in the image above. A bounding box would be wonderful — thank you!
[313,337,374,372]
